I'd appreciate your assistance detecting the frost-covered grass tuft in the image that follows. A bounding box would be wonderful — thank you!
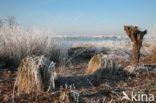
[86,55,118,84]
[14,56,56,95]
[0,26,65,67]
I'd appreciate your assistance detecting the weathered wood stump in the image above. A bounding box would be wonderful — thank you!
[124,25,147,67]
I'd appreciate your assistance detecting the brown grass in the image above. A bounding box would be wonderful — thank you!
[0,63,155,102]
[15,56,56,94]
[140,49,156,65]
[85,55,100,74]
[16,57,36,94]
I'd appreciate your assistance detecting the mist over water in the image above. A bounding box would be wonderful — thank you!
[52,33,151,49]
[53,35,130,48]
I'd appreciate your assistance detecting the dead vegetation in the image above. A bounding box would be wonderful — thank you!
[86,55,101,74]
[0,26,156,103]
[0,63,155,103]
[86,55,119,85]
[14,56,56,94]
[0,27,64,68]
[1,43,155,102]
[140,49,156,65]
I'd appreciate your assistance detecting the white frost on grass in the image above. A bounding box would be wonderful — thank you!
[124,65,152,74]
[64,83,79,103]
[13,56,56,102]
[0,26,66,66]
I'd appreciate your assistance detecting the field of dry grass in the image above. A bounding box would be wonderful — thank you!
[0,27,156,103]
[0,27,66,68]
[0,45,156,102]
[0,56,155,102]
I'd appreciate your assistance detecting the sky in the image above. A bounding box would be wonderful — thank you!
[0,0,156,35]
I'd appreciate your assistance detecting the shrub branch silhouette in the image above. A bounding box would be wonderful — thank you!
[124,25,147,66]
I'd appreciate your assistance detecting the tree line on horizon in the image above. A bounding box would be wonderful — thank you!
[0,16,18,28]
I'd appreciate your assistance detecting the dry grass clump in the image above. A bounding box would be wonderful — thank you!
[0,26,65,67]
[99,55,118,75]
[14,55,56,94]
[86,55,118,75]
[86,55,101,74]
[86,55,118,84]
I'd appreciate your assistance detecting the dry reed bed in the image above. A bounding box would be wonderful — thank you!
[0,27,65,67]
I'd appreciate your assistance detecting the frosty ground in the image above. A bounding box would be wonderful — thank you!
[0,43,156,103]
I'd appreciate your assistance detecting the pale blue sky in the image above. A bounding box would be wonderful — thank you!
[0,0,156,34]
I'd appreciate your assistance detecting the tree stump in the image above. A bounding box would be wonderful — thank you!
[124,25,147,67]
